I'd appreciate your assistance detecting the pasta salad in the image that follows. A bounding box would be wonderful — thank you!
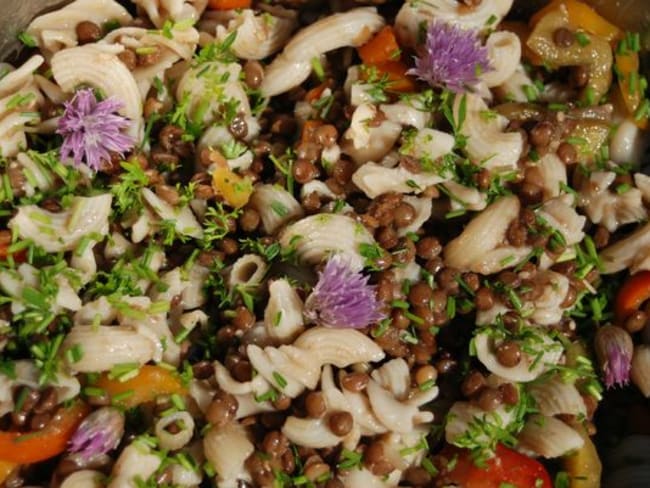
[0,0,648,486]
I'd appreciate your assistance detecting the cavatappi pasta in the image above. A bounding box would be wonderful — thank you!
[0,0,649,487]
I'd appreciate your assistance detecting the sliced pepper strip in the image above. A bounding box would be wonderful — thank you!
[615,270,650,323]
[207,0,251,10]
[615,51,648,128]
[530,0,621,43]
[95,364,187,408]
[0,401,89,464]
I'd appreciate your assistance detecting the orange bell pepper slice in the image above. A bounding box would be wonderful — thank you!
[0,460,17,484]
[615,271,650,323]
[615,51,648,128]
[358,26,401,65]
[211,166,253,209]
[357,25,415,93]
[0,401,89,464]
[305,83,328,103]
[95,365,187,409]
[207,0,251,9]
[530,0,621,43]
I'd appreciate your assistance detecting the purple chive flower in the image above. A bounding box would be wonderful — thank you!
[595,325,633,389]
[304,255,386,329]
[57,88,135,171]
[68,407,125,461]
[407,21,491,93]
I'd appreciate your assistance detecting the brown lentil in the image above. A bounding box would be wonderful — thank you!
[304,462,330,482]
[219,237,239,256]
[293,159,319,184]
[154,184,180,206]
[243,60,264,88]
[414,365,437,386]
[475,168,491,190]
[496,341,522,368]
[625,310,648,334]
[315,124,338,147]
[325,478,344,488]
[416,236,442,260]
[341,372,369,392]
[499,383,520,405]
[553,27,575,47]
[34,387,57,414]
[192,360,214,380]
[461,370,486,397]
[262,431,289,457]
[412,305,435,327]
[477,387,503,411]
[332,158,355,185]
[137,46,162,67]
[272,394,291,411]
[519,182,543,205]
[557,141,578,165]
[239,207,261,232]
[328,411,353,436]
[228,115,249,139]
[232,306,255,331]
[506,221,527,247]
[593,226,610,249]
[117,49,137,70]
[394,202,416,227]
[305,391,327,418]
[206,390,238,427]
[408,282,434,307]
[435,357,457,374]
[437,268,460,295]
[529,121,554,148]
[75,21,102,44]
[560,285,578,308]
[364,442,394,476]
[572,65,590,88]
[390,308,411,330]
[403,466,432,486]
[376,226,399,250]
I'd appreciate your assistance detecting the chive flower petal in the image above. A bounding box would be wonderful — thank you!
[304,255,385,329]
[57,88,135,171]
[595,325,633,389]
[68,407,125,461]
[408,21,491,93]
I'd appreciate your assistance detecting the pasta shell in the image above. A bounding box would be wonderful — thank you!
[249,184,304,234]
[10,194,112,252]
[293,326,385,367]
[455,93,524,172]
[279,214,377,272]
[51,44,142,138]
[62,325,158,373]
[282,417,343,448]
[203,423,254,486]
[261,8,384,97]
[394,0,513,47]
[60,470,104,488]
[518,414,584,458]
[474,330,563,382]
[528,375,587,417]
[444,195,520,272]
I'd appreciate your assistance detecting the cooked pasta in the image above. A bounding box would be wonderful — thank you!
[0,0,647,486]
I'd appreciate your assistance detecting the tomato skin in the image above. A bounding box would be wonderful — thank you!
[444,444,552,488]
[615,271,650,323]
